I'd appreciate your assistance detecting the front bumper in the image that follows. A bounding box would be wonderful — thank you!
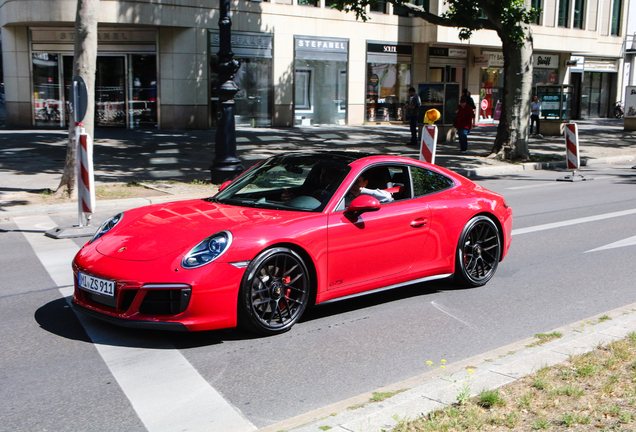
[71,302,189,331]
[72,250,247,331]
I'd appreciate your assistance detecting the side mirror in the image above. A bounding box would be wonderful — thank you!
[218,180,232,192]
[345,195,381,215]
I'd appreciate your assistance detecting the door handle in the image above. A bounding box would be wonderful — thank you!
[411,218,428,228]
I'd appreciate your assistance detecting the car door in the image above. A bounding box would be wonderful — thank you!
[326,164,431,290]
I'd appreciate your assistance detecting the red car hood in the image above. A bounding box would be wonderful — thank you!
[95,199,288,261]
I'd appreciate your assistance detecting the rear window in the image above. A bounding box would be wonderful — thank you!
[411,166,454,197]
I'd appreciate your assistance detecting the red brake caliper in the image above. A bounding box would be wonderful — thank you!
[282,276,292,302]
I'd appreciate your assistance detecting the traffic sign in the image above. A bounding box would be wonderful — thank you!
[70,76,88,124]
[480,99,488,111]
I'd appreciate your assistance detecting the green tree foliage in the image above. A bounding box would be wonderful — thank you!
[331,0,539,158]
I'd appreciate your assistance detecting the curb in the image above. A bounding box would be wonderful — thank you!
[259,302,636,432]
[0,193,211,219]
[457,155,636,178]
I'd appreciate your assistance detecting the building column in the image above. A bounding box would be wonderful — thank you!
[2,27,32,127]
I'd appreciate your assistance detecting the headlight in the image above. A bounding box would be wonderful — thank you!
[89,212,124,244]
[182,231,232,269]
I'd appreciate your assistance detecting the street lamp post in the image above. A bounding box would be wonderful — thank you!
[210,0,244,184]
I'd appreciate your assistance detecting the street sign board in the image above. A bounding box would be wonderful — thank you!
[70,76,88,124]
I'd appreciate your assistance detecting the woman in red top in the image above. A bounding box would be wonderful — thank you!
[455,96,474,153]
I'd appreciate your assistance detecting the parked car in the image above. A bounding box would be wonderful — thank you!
[72,152,513,335]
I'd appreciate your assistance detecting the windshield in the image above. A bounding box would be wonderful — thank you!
[214,154,351,212]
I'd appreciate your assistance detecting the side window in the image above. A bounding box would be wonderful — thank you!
[387,166,410,200]
[411,166,454,197]
[336,164,410,211]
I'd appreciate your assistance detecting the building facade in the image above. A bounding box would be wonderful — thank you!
[0,0,629,129]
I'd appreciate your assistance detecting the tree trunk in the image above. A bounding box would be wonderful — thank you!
[491,28,534,159]
[55,0,99,198]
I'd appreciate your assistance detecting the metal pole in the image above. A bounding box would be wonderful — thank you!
[210,0,244,184]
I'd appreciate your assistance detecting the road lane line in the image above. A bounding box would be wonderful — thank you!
[15,215,257,432]
[585,234,636,253]
[511,208,636,236]
[431,300,479,331]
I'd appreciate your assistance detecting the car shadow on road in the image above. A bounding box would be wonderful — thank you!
[35,279,473,348]
[299,278,471,324]
[35,296,259,348]
[34,297,93,343]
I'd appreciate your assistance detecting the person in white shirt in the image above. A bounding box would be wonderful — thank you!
[345,173,393,207]
[530,95,541,136]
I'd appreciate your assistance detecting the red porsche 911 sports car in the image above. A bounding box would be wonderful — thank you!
[72,152,512,335]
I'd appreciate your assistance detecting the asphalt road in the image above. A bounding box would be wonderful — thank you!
[1,162,635,431]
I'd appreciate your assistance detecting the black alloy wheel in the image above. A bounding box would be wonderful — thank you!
[454,215,501,287]
[238,247,310,335]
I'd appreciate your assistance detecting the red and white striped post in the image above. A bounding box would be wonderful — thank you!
[76,126,95,226]
[419,124,438,164]
[565,122,580,170]
[558,122,592,182]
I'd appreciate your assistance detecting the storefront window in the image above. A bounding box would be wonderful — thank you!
[235,58,271,127]
[129,55,157,129]
[210,32,273,128]
[33,53,63,127]
[34,53,157,129]
[366,63,410,122]
[211,57,272,128]
[581,72,615,118]
[63,56,126,127]
[294,36,348,126]
[480,67,503,120]
[429,66,465,85]
[295,59,347,125]
[533,69,559,86]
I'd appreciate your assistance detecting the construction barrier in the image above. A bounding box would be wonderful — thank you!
[420,124,438,164]
[565,122,580,170]
[76,127,95,224]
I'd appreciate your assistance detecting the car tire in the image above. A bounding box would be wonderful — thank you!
[454,215,501,288]
[238,247,310,336]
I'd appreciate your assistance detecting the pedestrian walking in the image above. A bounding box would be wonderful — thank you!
[462,88,476,110]
[530,95,541,136]
[454,96,474,154]
[406,87,421,147]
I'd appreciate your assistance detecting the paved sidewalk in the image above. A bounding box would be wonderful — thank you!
[260,302,636,432]
[1,119,636,198]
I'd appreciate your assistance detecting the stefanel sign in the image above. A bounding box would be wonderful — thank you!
[296,38,348,52]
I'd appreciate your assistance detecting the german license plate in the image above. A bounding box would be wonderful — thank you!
[78,272,115,297]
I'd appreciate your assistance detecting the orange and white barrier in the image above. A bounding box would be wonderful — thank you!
[420,125,438,164]
[76,127,95,225]
[565,122,580,170]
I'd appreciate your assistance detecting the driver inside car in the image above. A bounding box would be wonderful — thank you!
[344,173,393,207]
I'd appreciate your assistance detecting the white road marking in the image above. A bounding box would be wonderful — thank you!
[15,215,257,432]
[431,300,479,331]
[512,208,636,236]
[585,235,636,253]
